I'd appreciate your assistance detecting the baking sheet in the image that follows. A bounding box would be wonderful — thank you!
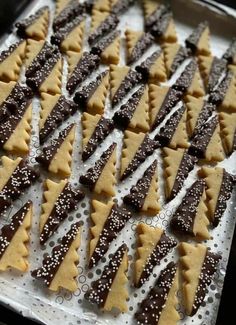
[0,0,236,324]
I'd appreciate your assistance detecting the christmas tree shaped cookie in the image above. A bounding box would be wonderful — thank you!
[113,85,149,132]
[39,93,78,144]
[0,40,26,82]
[26,43,62,95]
[188,115,225,163]
[51,15,85,53]
[135,50,167,83]
[134,224,177,288]
[0,156,39,213]
[36,124,76,178]
[81,112,114,161]
[74,70,109,115]
[179,242,221,316]
[80,143,117,196]
[24,39,45,69]
[170,179,210,240]
[185,21,211,56]
[53,0,85,31]
[16,6,49,40]
[88,10,119,45]
[162,147,197,201]
[155,105,189,149]
[88,200,131,268]
[185,95,215,138]
[0,95,32,155]
[110,64,142,106]
[39,179,84,245]
[219,111,236,155]
[125,29,154,64]
[135,262,180,325]
[120,130,159,180]
[173,59,205,97]
[198,55,226,93]
[85,244,129,312]
[66,51,100,94]
[0,201,33,272]
[150,12,178,43]
[198,166,235,227]
[123,160,161,215]
[149,84,182,130]
[162,42,189,78]
[91,30,121,65]
[32,222,81,292]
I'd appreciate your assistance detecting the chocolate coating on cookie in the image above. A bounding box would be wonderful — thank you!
[207,57,227,93]
[135,50,162,81]
[145,4,169,31]
[91,30,120,56]
[185,21,209,54]
[169,46,190,78]
[127,32,154,65]
[172,59,197,93]
[191,101,215,138]
[111,0,135,15]
[222,38,236,64]
[88,14,119,45]
[149,12,172,38]
[209,71,233,105]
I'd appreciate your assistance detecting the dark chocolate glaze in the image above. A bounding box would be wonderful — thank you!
[169,151,198,200]
[90,30,120,56]
[191,250,221,316]
[188,115,218,159]
[0,201,32,259]
[83,0,94,14]
[121,135,159,180]
[151,88,182,131]
[191,101,215,138]
[149,12,172,39]
[74,70,108,108]
[80,143,116,189]
[145,4,169,31]
[207,57,227,93]
[53,0,85,31]
[51,15,85,48]
[213,169,235,227]
[25,43,61,92]
[113,85,146,129]
[40,183,84,245]
[112,69,143,106]
[0,160,39,213]
[136,232,177,288]
[0,40,24,64]
[89,205,131,268]
[222,37,236,64]
[170,179,205,236]
[39,96,78,144]
[123,160,157,211]
[15,6,49,38]
[169,45,190,78]
[88,14,119,45]
[111,0,135,15]
[185,21,209,54]
[85,244,127,307]
[36,124,75,169]
[127,32,154,65]
[155,105,186,147]
[135,262,177,325]
[66,52,100,95]
[135,50,162,81]
[0,84,33,123]
[233,129,236,153]
[208,71,233,105]
[31,222,81,287]
[172,59,197,93]
[82,116,114,161]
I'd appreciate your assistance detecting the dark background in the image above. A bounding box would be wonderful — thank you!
[0,0,235,324]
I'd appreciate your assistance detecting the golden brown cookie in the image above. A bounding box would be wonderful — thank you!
[88,200,131,268]
[80,143,117,197]
[134,224,177,287]
[0,40,26,82]
[32,222,81,292]
[179,242,221,316]
[0,201,33,272]
[219,111,236,155]
[36,124,76,178]
[25,39,45,69]
[85,244,129,312]
[0,81,16,105]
